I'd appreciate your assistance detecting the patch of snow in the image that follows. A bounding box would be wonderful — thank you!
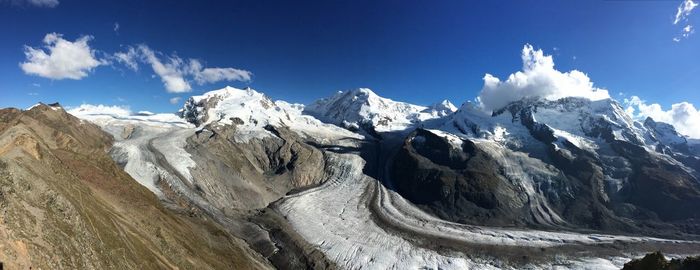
[425,129,464,149]
[26,103,42,110]
[136,110,155,116]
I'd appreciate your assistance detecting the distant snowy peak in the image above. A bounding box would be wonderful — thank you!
[180,86,277,127]
[643,117,689,153]
[424,99,457,117]
[305,88,449,135]
[178,86,362,141]
[443,96,700,158]
[496,97,645,141]
[443,97,655,151]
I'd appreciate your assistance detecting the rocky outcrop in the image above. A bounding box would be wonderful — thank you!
[184,122,327,211]
[391,128,532,226]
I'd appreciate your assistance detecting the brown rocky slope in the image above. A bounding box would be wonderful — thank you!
[0,104,269,269]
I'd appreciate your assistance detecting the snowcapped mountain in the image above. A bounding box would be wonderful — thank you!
[391,95,700,234]
[305,88,456,137]
[437,96,700,160]
[425,99,458,117]
[179,86,361,142]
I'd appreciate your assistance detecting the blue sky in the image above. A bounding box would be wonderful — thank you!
[0,0,698,116]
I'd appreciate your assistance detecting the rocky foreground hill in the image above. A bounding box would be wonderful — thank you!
[3,87,700,269]
[0,104,269,269]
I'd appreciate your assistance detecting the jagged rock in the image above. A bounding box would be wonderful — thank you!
[186,123,327,210]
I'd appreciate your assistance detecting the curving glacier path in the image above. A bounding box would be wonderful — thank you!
[72,112,697,270]
[276,148,694,269]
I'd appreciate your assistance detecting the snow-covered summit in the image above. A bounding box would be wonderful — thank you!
[305,88,451,135]
[178,86,361,141]
[442,97,665,151]
[424,99,457,117]
[434,95,700,172]
[180,86,280,127]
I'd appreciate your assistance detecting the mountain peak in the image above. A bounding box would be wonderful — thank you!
[26,102,64,112]
[306,88,450,136]
[350,87,377,96]
[425,100,457,116]
[643,116,688,148]
[180,86,276,127]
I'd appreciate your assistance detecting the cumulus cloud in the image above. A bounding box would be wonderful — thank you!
[625,96,700,139]
[674,0,698,24]
[169,96,181,105]
[477,44,610,111]
[112,45,252,93]
[20,33,104,80]
[137,45,192,93]
[19,32,252,92]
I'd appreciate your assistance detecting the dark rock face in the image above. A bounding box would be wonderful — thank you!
[611,141,700,222]
[622,251,700,270]
[392,129,529,226]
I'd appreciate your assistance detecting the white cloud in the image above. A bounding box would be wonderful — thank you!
[20,33,104,80]
[113,22,120,33]
[194,67,252,84]
[683,24,695,37]
[5,0,59,8]
[27,92,39,96]
[673,25,696,41]
[137,45,191,93]
[672,0,698,41]
[169,96,181,104]
[19,32,252,92]
[624,96,700,139]
[674,0,698,25]
[113,46,139,71]
[477,44,610,112]
[114,45,252,93]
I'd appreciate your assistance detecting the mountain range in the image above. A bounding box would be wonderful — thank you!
[2,86,700,269]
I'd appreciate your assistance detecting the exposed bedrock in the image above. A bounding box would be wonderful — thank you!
[391,128,533,227]
[391,127,700,236]
[184,123,327,212]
